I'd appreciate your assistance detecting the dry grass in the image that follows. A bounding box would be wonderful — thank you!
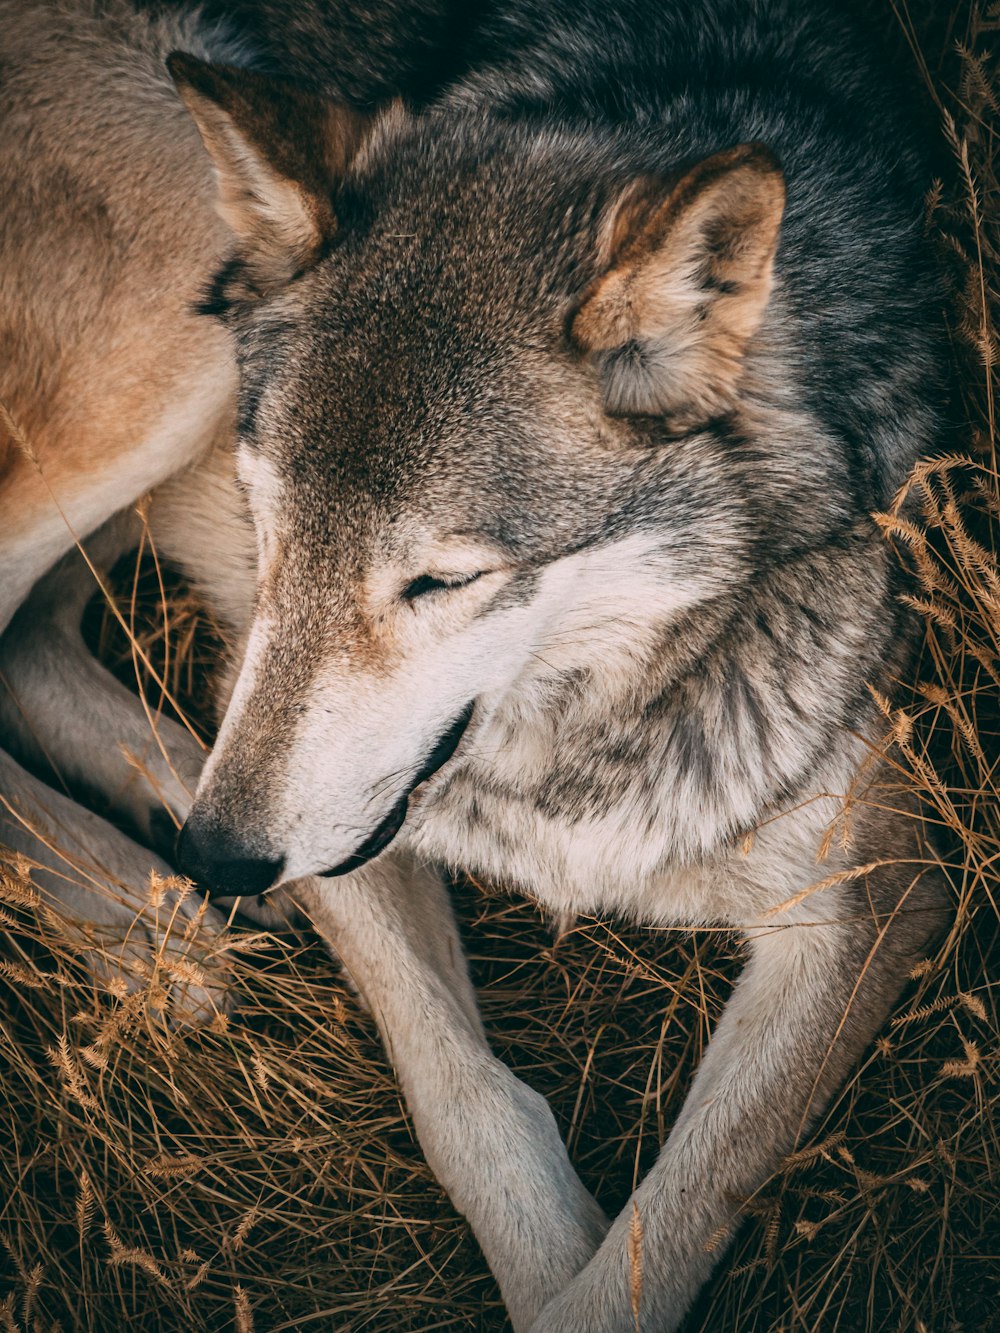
[2,3,999,1329]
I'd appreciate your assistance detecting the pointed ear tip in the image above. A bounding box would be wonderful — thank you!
[166,50,229,105]
[165,50,197,84]
[669,144,785,221]
[739,143,785,188]
[742,141,781,166]
[166,51,221,107]
[718,145,786,220]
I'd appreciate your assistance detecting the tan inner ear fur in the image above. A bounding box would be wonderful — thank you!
[572,143,786,431]
[169,53,370,292]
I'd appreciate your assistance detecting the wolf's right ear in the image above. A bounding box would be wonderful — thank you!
[168,53,371,299]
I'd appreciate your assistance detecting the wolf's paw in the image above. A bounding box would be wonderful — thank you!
[0,789,238,1027]
[81,872,238,1026]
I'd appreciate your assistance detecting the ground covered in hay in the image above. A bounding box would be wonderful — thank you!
[2,3,999,1330]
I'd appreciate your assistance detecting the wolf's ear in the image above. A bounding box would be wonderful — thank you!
[168,52,371,297]
[572,144,785,432]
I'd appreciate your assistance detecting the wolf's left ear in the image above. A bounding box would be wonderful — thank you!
[168,53,371,297]
[572,144,785,432]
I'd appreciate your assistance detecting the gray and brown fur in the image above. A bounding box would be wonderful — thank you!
[0,0,607,1318]
[171,2,950,1329]
[0,2,949,1331]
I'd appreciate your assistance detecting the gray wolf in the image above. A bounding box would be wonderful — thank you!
[0,1,949,1330]
[170,1,951,1328]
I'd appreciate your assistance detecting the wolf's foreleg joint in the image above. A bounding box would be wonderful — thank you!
[294,856,609,1332]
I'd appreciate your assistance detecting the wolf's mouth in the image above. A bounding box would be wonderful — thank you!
[320,791,411,879]
[320,701,475,878]
[409,699,476,792]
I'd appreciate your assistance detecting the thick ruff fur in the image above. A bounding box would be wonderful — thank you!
[1,2,948,1330]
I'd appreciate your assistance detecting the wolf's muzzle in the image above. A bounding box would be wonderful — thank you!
[321,701,474,879]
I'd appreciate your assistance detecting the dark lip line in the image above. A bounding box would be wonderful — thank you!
[319,700,475,879]
[408,699,476,792]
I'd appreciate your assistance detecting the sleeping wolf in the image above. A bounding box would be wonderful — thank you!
[170,0,950,1327]
[1,0,948,1329]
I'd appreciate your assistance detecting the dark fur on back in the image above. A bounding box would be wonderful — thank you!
[142,0,468,104]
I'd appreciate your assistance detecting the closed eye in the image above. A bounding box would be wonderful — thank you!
[402,571,486,601]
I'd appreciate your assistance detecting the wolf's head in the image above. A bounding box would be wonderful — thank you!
[169,56,790,893]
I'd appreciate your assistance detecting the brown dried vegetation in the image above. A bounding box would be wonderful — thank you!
[1,3,998,1328]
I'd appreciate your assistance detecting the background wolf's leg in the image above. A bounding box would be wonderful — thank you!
[0,517,206,855]
[296,859,610,1333]
[0,746,234,1020]
[0,499,296,931]
[530,852,946,1332]
[1,436,258,856]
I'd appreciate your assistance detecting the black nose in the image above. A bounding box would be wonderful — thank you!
[176,816,284,899]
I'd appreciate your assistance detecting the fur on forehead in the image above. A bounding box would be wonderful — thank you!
[212,139,786,573]
[199,102,791,570]
[197,108,659,327]
[185,79,786,403]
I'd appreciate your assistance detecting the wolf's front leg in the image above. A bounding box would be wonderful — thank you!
[530,861,945,1332]
[295,855,609,1332]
